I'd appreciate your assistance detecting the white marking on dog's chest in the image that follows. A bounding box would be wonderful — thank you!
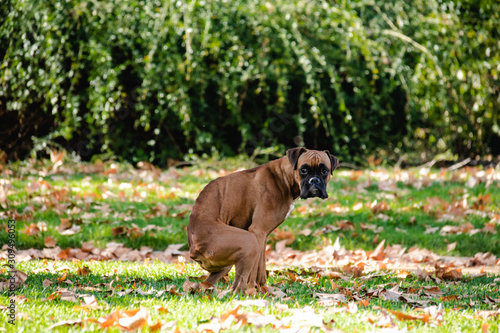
[285,200,296,219]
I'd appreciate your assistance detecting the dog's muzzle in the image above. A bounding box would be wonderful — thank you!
[300,177,328,199]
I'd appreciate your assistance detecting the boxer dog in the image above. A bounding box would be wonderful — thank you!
[187,147,338,291]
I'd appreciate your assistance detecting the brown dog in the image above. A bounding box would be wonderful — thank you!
[187,148,338,291]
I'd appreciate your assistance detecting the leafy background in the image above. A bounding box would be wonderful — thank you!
[1,0,499,165]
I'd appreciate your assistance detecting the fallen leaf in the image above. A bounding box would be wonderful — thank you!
[368,311,397,328]
[387,309,429,323]
[182,280,201,294]
[342,263,364,278]
[58,248,71,259]
[57,272,67,282]
[77,266,91,276]
[24,223,41,236]
[50,150,65,164]
[155,306,169,314]
[48,320,84,330]
[439,295,459,302]
[435,265,463,281]
[447,242,457,252]
[0,268,29,291]
[315,292,346,305]
[44,236,57,248]
[99,307,149,330]
[118,307,149,330]
[261,285,287,298]
[149,321,163,332]
[369,240,386,260]
[43,279,53,288]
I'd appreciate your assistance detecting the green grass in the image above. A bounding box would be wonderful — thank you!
[1,158,499,331]
[1,260,499,332]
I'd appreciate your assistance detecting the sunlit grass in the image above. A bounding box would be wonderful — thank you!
[1,159,499,331]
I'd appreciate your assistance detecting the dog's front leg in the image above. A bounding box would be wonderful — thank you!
[248,200,292,287]
[247,228,268,287]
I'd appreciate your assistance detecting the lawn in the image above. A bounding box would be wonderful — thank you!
[0,156,499,332]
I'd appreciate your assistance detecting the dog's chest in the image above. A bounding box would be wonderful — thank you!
[285,200,296,219]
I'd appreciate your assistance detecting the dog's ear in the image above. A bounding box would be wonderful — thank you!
[287,147,307,170]
[324,150,339,174]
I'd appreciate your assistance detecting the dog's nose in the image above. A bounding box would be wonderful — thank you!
[309,177,321,185]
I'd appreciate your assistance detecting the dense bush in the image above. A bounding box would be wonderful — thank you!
[1,0,498,165]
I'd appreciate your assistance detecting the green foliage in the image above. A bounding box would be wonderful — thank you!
[1,0,498,164]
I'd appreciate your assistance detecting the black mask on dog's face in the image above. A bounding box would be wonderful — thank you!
[297,162,330,199]
[286,147,339,200]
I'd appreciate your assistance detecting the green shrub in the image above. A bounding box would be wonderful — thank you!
[1,0,498,165]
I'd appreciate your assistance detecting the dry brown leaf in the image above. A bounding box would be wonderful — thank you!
[58,248,71,259]
[269,228,295,245]
[368,311,397,328]
[396,270,411,279]
[387,309,429,323]
[371,200,390,214]
[1,268,30,291]
[424,225,440,234]
[77,265,91,276]
[50,150,65,164]
[440,222,474,235]
[347,302,358,314]
[201,281,216,292]
[342,263,365,278]
[315,292,346,305]
[182,280,201,294]
[57,218,72,232]
[382,289,402,301]
[439,295,459,302]
[155,306,169,314]
[435,265,463,281]
[81,241,95,253]
[118,307,149,330]
[112,226,127,236]
[59,224,81,236]
[149,321,163,332]
[99,307,149,330]
[358,299,369,307]
[261,285,287,298]
[447,242,457,252]
[482,223,497,234]
[57,272,67,282]
[44,236,57,248]
[423,286,443,296]
[59,290,79,302]
[42,279,53,288]
[483,296,500,305]
[336,220,355,231]
[24,223,41,236]
[73,295,102,311]
[48,320,84,330]
[0,185,6,203]
[475,310,500,319]
[369,240,386,260]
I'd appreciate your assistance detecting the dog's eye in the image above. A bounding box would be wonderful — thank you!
[321,169,329,176]
[300,167,308,175]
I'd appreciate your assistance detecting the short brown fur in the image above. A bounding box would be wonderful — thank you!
[187,148,338,291]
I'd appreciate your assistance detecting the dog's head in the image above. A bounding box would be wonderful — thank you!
[287,147,338,199]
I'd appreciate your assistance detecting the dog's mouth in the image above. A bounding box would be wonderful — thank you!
[299,185,328,199]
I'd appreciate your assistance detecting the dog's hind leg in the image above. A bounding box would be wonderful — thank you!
[205,265,232,285]
[189,223,260,292]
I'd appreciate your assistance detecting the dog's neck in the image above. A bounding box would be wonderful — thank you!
[268,157,301,200]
